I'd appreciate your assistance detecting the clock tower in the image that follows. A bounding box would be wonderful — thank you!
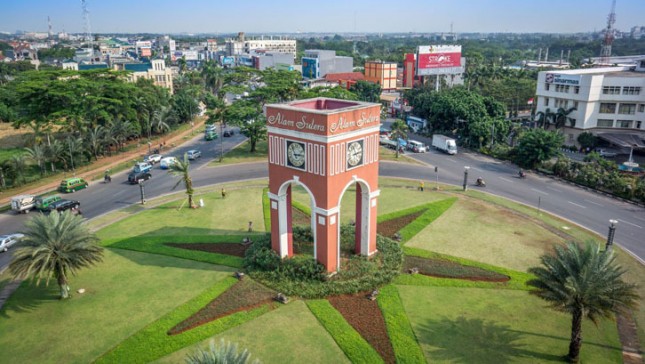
[265,98,381,272]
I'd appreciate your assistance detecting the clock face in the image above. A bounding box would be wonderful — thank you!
[346,140,364,168]
[286,141,306,169]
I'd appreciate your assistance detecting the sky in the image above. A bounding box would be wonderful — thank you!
[1,0,643,35]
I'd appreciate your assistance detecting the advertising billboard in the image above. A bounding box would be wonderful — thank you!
[416,45,463,76]
[302,57,319,79]
[220,56,235,66]
[545,73,580,85]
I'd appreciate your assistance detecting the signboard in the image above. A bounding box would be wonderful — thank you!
[220,56,235,66]
[302,57,318,79]
[545,73,580,85]
[416,45,463,76]
[238,55,254,67]
[135,41,152,48]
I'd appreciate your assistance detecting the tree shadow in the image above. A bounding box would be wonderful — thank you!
[418,316,565,363]
[0,280,60,319]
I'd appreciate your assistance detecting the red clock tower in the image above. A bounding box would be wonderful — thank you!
[265,98,381,272]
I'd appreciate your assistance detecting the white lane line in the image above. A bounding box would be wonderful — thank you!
[113,190,126,197]
[618,219,643,229]
[471,167,483,172]
[583,199,603,207]
[567,201,586,209]
[498,177,514,183]
[531,188,549,195]
[546,186,562,192]
[447,159,457,163]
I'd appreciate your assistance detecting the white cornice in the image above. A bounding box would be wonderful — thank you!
[268,125,380,143]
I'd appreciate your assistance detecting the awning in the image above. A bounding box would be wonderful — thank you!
[596,133,645,148]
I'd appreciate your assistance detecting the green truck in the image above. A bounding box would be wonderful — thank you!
[205,130,218,141]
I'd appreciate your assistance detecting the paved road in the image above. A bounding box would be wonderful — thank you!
[1,128,644,271]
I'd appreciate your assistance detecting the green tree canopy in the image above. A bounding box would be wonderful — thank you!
[514,128,564,168]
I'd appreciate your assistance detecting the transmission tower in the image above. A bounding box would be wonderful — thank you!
[48,16,53,41]
[599,0,616,65]
[81,0,93,57]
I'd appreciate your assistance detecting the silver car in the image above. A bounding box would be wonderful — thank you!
[0,233,24,252]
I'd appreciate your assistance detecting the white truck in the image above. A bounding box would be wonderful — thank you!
[11,194,36,214]
[431,135,458,155]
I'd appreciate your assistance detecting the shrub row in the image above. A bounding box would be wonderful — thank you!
[95,277,272,363]
[262,188,271,232]
[377,285,426,363]
[306,300,384,364]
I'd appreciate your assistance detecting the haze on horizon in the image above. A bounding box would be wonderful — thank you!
[1,0,643,35]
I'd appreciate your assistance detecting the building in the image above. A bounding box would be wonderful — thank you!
[402,53,419,87]
[534,60,645,148]
[364,61,397,91]
[225,33,296,58]
[115,59,173,93]
[324,72,365,89]
[302,50,353,79]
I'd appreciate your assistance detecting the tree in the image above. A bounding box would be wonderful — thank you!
[577,132,597,151]
[514,129,564,168]
[389,119,409,158]
[9,211,104,299]
[535,108,556,129]
[25,144,47,177]
[85,125,106,161]
[350,80,381,103]
[527,242,638,362]
[185,339,260,364]
[10,154,28,185]
[239,116,267,153]
[169,154,195,208]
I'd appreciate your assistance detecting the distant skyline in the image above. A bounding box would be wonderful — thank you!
[1,0,644,35]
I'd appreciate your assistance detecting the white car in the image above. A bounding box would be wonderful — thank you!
[0,233,24,252]
[144,154,162,164]
[187,150,201,160]
[160,157,178,169]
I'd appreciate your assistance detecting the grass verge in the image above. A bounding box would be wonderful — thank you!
[377,285,426,363]
[262,187,271,232]
[378,198,457,243]
[306,299,384,364]
[209,139,268,166]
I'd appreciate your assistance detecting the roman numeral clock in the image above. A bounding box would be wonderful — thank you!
[265,98,382,272]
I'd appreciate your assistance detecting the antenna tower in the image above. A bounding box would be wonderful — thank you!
[600,0,616,65]
[48,16,53,40]
[81,0,93,54]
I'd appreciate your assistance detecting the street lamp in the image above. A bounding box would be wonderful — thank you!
[605,219,618,252]
[463,166,470,191]
[138,180,146,205]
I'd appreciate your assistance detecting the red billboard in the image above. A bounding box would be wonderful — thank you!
[416,45,463,75]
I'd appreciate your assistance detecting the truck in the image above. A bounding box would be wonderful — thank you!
[431,134,458,155]
[11,194,36,214]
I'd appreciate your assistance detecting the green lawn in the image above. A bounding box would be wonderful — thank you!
[156,300,350,364]
[209,139,268,166]
[397,285,622,363]
[0,249,235,364]
[0,147,26,163]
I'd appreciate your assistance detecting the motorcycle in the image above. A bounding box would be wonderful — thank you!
[104,175,112,183]
[476,178,486,187]
[518,170,526,179]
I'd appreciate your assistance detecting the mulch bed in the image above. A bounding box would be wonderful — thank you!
[165,242,249,257]
[377,211,425,238]
[328,292,395,364]
[403,256,510,282]
[168,278,277,335]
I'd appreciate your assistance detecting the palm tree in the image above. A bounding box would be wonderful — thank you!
[535,108,555,129]
[389,119,409,158]
[169,154,195,208]
[46,140,66,172]
[25,144,47,177]
[9,211,104,299]
[10,154,28,185]
[554,107,577,130]
[85,125,105,161]
[152,106,174,135]
[527,241,639,362]
[186,339,260,364]
[65,136,85,172]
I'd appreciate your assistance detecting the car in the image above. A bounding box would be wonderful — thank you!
[223,130,234,137]
[133,162,153,173]
[59,177,88,193]
[0,233,24,252]
[160,156,178,169]
[205,130,218,141]
[144,154,162,164]
[595,148,618,158]
[46,199,81,215]
[187,150,202,160]
[379,128,391,137]
[407,140,427,153]
[128,171,152,184]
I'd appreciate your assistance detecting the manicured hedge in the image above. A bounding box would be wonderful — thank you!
[291,199,312,216]
[377,198,457,243]
[306,300,383,364]
[262,187,271,232]
[377,285,426,363]
[96,277,272,363]
[102,235,246,268]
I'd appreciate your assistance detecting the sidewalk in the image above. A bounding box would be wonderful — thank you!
[0,118,206,207]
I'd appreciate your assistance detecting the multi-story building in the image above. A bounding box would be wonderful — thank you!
[115,59,173,93]
[364,61,397,91]
[225,33,296,58]
[534,60,645,147]
[302,50,353,79]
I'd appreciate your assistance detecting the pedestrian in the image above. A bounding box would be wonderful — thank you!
[221,188,227,199]
[248,221,253,232]
[418,180,424,192]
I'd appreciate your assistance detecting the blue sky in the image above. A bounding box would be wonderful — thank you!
[1,0,643,34]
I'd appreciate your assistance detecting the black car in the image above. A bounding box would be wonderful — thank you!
[47,199,81,215]
[128,171,152,184]
[223,130,234,137]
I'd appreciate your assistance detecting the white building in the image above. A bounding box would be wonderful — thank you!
[226,36,296,58]
[535,60,645,148]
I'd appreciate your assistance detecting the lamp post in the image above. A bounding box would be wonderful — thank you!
[605,219,618,252]
[463,166,470,191]
[138,180,146,205]
[220,120,224,162]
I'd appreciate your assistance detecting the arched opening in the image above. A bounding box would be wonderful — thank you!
[276,179,317,259]
[337,179,372,266]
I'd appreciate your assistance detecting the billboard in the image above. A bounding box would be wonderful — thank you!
[416,45,463,76]
[220,56,235,66]
[302,57,319,79]
[545,73,580,85]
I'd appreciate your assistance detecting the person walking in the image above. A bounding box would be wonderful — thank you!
[418,180,424,192]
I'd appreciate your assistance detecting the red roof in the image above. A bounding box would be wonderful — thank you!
[324,72,365,82]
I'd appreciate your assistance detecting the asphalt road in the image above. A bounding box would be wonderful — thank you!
[1,127,643,271]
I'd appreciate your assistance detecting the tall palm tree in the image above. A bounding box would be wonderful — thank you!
[10,154,28,185]
[389,119,409,158]
[169,154,195,208]
[85,125,105,161]
[535,108,555,129]
[9,211,103,299]
[152,106,175,135]
[65,136,85,172]
[554,107,577,130]
[46,140,66,172]
[527,241,639,363]
[25,144,47,177]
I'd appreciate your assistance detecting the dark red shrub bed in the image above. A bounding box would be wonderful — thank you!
[403,256,509,282]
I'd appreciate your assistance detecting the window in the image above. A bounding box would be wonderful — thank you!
[639,104,645,112]
[555,85,570,93]
[599,103,616,113]
[574,86,580,94]
[545,83,550,91]
[568,133,574,142]
[637,121,642,129]
[544,97,549,106]
[622,86,641,95]
[602,86,621,95]
[573,101,579,109]
[617,120,633,128]
[569,118,576,127]
[597,119,614,127]
[618,103,636,115]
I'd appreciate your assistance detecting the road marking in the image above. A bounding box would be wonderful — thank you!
[531,188,549,195]
[567,201,586,209]
[113,190,126,197]
[498,177,514,183]
[583,199,603,207]
[447,159,457,163]
[618,219,643,229]
[471,167,483,172]
[546,186,562,192]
